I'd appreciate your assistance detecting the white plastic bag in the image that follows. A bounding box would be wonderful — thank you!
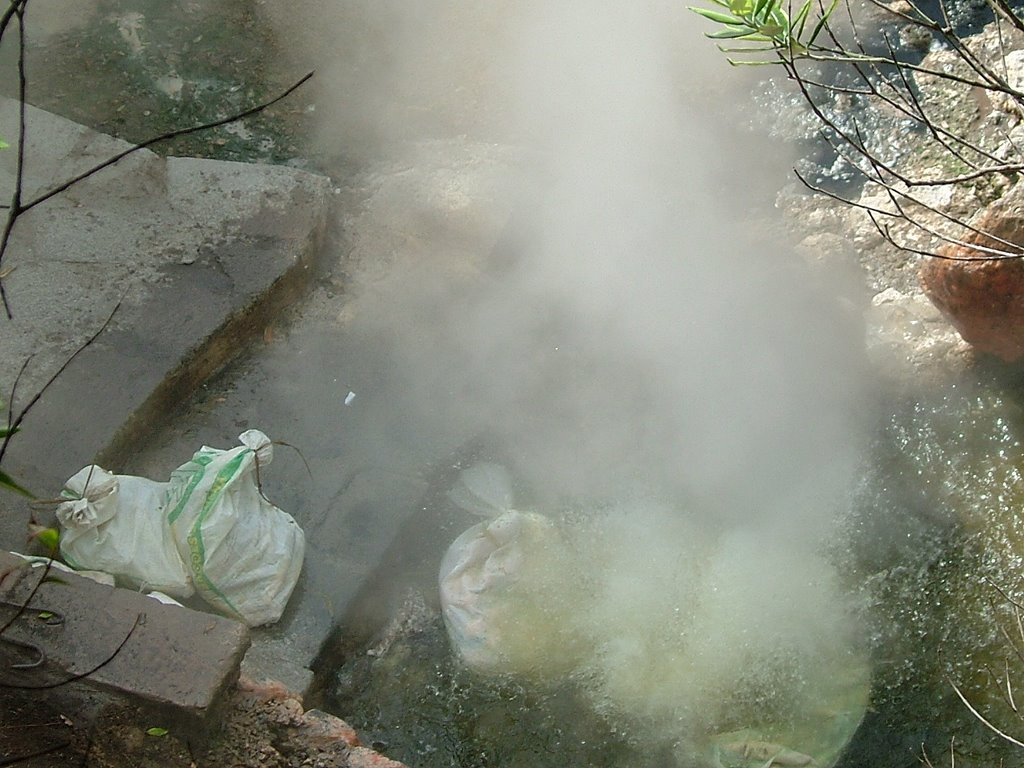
[57,466,193,597]
[165,429,305,627]
[438,463,587,675]
[55,430,305,627]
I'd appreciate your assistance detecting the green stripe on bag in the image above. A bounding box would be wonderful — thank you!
[166,451,217,525]
[186,450,250,620]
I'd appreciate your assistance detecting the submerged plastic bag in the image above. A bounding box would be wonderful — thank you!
[57,466,193,597]
[438,463,588,676]
[438,466,870,768]
[55,430,304,627]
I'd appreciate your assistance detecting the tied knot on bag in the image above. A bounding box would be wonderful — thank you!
[55,475,118,530]
[238,429,273,466]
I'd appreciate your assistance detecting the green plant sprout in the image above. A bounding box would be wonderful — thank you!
[689,0,839,62]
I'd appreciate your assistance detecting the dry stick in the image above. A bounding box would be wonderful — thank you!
[995,11,1011,82]
[812,40,1002,173]
[786,67,1024,257]
[864,0,934,26]
[880,35,1000,169]
[0,555,52,636]
[794,165,1022,260]
[870,175,1022,259]
[0,740,72,767]
[0,613,141,690]
[786,64,1023,183]
[3,354,30,435]
[982,662,1018,714]
[996,617,1024,667]
[0,297,121,466]
[0,0,25,39]
[0,69,315,318]
[990,0,1024,33]
[799,44,1021,92]
[0,1,26,318]
[794,0,997,92]
[1006,659,1018,714]
[987,576,1024,612]
[791,57,995,188]
[950,679,1024,750]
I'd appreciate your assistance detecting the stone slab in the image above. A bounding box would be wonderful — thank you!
[0,97,332,551]
[0,551,250,721]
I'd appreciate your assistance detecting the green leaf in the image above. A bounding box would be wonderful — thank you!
[768,5,790,27]
[0,137,9,150]
[752,0,776,20]
[146,727,168,737]
[792,0,813,38]
[808,0,840,46]
[36,611,54,621]
[757,21,786,37]
[0,425,18,438]
[690,7,748,24]
[0,468,33,498]
[729,0,754,14]
[33,527,60,552]
[708,26,761,38]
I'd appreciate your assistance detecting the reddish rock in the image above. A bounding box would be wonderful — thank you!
[299,708,362,747]
[347,746,409,768]
[920,197,1024,361]
[237,675,301,702]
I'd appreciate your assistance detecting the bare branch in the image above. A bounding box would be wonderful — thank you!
[0,297,121,466]
[0,0,25,318]
[0,739,72,767]
[0,70,315,317]
[950,679,1024,750]
[0,556,49,636]
[0,613,142,690]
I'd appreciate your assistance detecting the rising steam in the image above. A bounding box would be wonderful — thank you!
[262,0,874,751]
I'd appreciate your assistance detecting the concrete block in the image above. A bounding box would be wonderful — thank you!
[0,551,249,721]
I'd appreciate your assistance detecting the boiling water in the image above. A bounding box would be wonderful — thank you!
[838,371,1024,767]
[314,368,1024,768]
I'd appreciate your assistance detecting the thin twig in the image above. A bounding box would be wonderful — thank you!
[1006,659,1017,714]
[950,679,1024,750]
[0,613,142,690]
[21,71,314,217]
[0,297,121,466]
[0,0,23,42]
[0,1,25,318]
[0,556,48,636]
[0,740,72,767]
[0,70,315,317]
